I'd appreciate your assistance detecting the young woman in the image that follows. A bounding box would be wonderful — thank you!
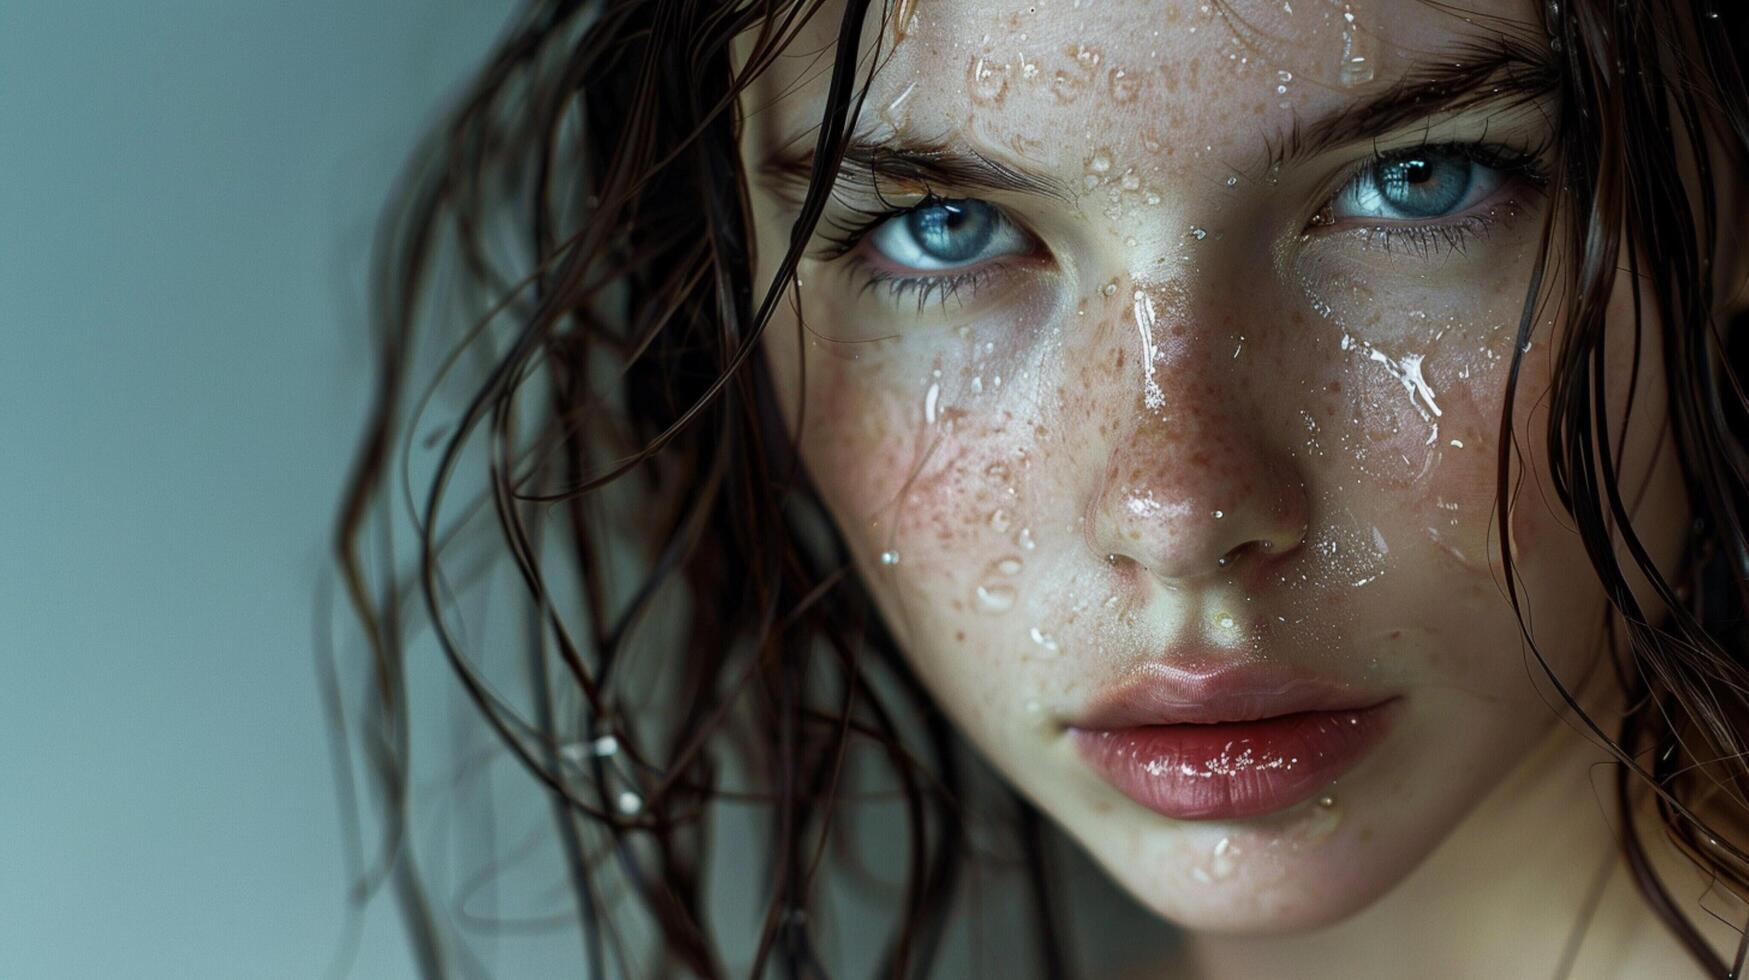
[332,0,1749,975]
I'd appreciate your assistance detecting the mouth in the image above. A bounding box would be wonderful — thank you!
[1067,661,1398,821]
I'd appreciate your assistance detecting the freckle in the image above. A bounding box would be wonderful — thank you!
[1291,310,1306,326]
[956,630,966,642]
[1389,629,1401,639]
[1326,381,1342,393]
[1115,348,1126,370]
[951,599,965,611]
[1324,407,1335,417]
[1035,424,1049,437]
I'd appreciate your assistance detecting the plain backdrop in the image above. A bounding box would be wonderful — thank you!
[0,3,519,976]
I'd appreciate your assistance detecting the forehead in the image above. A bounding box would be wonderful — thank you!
[746,0,1540,168]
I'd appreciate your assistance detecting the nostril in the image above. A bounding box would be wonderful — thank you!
[1216,537,1282,571]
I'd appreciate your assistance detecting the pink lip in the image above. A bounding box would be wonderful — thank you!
[1068,659,1398,821]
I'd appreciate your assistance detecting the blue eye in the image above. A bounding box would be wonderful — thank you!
[1333,148,1507,222]
[866,198,1029,271]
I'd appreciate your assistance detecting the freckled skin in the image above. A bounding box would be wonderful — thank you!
[734,0,1693,959]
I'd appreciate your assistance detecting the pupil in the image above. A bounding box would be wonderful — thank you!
[908,200,995,263]
[1376,153,1470,217]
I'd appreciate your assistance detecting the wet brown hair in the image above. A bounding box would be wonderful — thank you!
[327,0,1748,975]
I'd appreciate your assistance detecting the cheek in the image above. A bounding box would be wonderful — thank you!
[787,337,1038,632]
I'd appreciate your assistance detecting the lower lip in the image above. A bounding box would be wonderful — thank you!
[1071,703,1397,821]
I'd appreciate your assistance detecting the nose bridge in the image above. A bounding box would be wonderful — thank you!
[1086,279,1307,582]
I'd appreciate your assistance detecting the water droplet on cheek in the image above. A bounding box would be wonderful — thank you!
[975,583,1017,613]
[880,550,901,566]
[1029,626,1060,653]
[989,508,1012,532]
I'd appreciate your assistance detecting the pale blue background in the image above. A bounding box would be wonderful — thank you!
[0,3,518,976]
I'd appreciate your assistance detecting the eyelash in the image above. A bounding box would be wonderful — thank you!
[813,194,1029,312]
[813,140,1551,308]
[1314,139,1550,256]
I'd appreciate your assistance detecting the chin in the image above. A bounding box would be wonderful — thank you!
[1105,829,1427,935]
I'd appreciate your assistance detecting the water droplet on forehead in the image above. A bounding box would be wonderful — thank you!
[879,550,901,566]
[881,80,919,130]
[1337,3,1377,87]
[1029,626,1060,653]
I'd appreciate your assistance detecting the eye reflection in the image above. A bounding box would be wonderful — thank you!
[1333,147,1510,222]
[866,198,1029,271]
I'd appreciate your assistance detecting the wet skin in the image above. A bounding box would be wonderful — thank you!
[733,0,1692,958]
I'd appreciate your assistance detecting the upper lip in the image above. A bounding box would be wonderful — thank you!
[1068,653,1392,730]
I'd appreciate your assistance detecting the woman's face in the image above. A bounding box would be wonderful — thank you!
[738,0,1687,931]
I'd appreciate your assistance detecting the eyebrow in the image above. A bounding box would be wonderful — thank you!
[759,35,1557,202]
[761,134,1075,203]
[1272,35,1558,165]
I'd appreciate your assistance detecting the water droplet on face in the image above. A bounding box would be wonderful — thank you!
[1029,626,1060,652]
[923,382,940,424]
[975,583,1017,613]
[989,508,1012,532]
[1119,171,1141,192]
[1215,612,1236,630]
[1016,527,1036,551]
[1190,226,1208,240]
[1299,794,1343,841]
[879,550,901,566]
[1212,509,1225,520]
[1193,835,1241,882]
[881,80,919,129]
[1337,3,1377,86]
[616,790,643,815]
[591,734,619,757]
[1088,150,1113,174]
[995,556,1024,576]
[1225,175,1239,188]
[1101,281,1119,297]
[967,56,1008,104]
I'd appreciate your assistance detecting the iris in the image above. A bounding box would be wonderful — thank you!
[902,199,998,265]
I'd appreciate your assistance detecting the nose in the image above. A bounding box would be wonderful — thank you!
[1086,296,1309,584]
